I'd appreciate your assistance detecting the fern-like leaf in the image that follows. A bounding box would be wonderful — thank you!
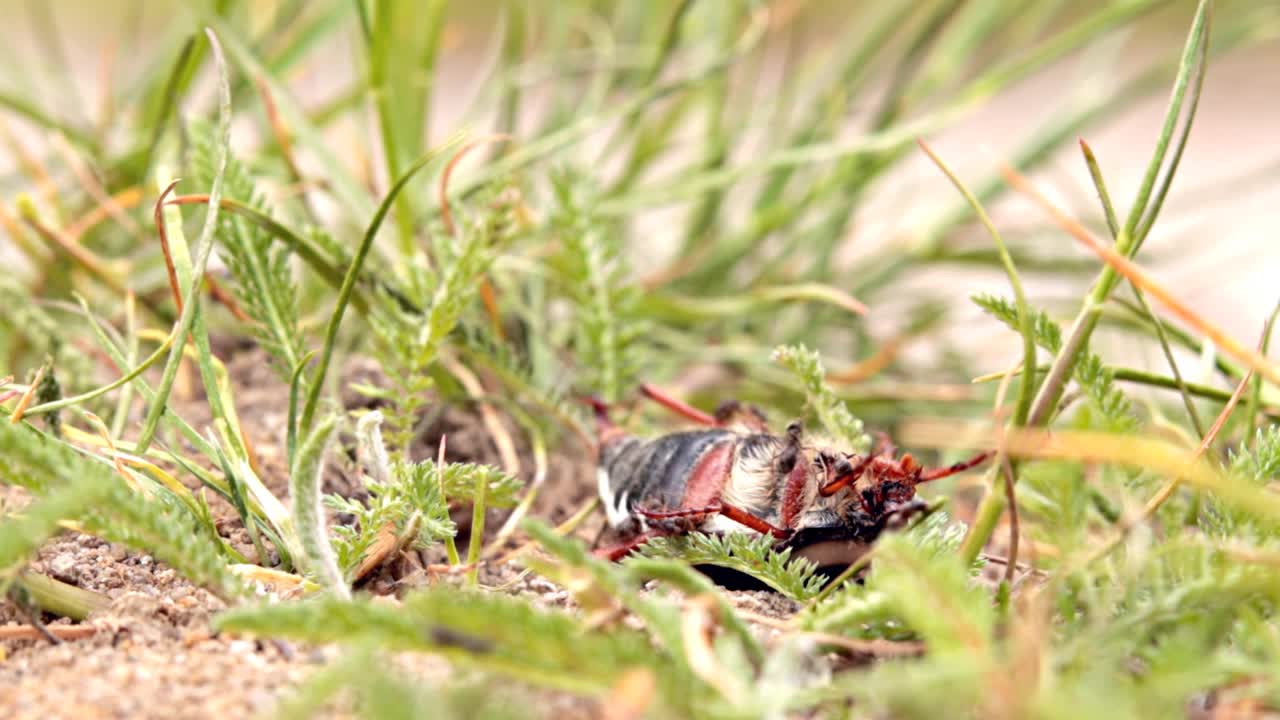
[371,188,520,453]
[804,512,971,637]
[192,122,304,378]
[215,588,666,697]
[327,457,517,575]
[0,467,115,573]
[549,171,646,403]
[772,344,871,451]
[973,293,1137,432]
[635,531,826,600]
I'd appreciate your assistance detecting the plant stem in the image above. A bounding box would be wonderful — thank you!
[960,1,1213,563]
[466,471,487,586]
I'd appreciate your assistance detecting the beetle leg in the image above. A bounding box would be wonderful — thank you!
[917,451,991,483]
[593,531,665,561]
[638,383,719,426]
[638,383,771,433]
[638,505,720,521]
[883,498,931,529]
[779,469,806,528]
[639,502,792,539]
[718,503,793,539]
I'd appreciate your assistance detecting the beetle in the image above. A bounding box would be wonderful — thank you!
[590,384,989,568]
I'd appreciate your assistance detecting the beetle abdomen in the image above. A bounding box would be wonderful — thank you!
[599,429,734,528]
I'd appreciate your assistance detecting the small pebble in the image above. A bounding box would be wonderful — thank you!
[228,639,257,656]
[48,553,77,581]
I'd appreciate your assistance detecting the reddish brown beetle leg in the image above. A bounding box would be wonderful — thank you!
[779,462,810,529]
[718,503,792,539]
[639,383,719,427]
[594,532,663,561]
[639,503,791,540]
[918,451,991,482]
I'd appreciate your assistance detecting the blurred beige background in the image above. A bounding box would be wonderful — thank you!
[1,1,1276,383]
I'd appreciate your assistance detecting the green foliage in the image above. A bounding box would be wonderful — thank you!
[520,520,825,717]
[548,172,646,403]
[327,459,456,577]
[1232,426,1280,481]
[635,531,826,600]
[974,293,1138,432]
[0,421,244,599]
[0,277,92,395]
[191,122,304,378]
[33,362,62,437]
[0,464,115,574]
[866,532,995,651]
[436,460,523,509]
[216,587,668,698]
[772,344,871,451]
[274,645,525,720]
[370,188,521,452]
[4,0,1280,716]
[1202,426,1280,538]
[326,419,520,576]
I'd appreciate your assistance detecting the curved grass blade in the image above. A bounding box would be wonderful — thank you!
[135,29,232,454]
[299,146,453,432]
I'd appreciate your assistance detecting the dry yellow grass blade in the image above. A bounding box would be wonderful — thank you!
[228,564,309,593]
[900,419,1280,520]
[65,185,142,240]
[81,410,148,496]
[602,667,657,720]
[8,365,46,424]
[440,353,521,477]
[756,283,869,316]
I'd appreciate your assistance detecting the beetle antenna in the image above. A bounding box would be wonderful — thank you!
[916,451,992,483]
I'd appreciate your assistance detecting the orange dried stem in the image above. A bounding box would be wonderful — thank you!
[438,134,512,237]
[7,366,45,424]
[153,180,185,313]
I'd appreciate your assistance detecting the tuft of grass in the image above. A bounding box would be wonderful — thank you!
[0,419,244,600]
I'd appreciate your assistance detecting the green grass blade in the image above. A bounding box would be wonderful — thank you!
[919,142,1034,426]
[299,147,450,432]
[135,29,233,454]
[1126,0,1213,246]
